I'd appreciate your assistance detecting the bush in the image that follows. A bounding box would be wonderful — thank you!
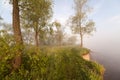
[0,45,104,80]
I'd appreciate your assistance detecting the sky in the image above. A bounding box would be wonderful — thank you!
[0,0,12,23]
[53,0,120,49]
[0,0,120,49]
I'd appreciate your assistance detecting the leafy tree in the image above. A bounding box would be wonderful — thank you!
[69,0,95,47]
[67,35,77,45]
[20,0,53,47]
[22,27,34,45]
[52,21,64,46]
[0,23,13,46]
[38,23,54,46]
[38,21,65,46]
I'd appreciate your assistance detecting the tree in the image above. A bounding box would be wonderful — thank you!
[12,0,23,70]
[13,0,23,45]
[0,22,13,45]
[67,35,77,45]
[69,0,95,47]
[22,27,34,45]
[52,21,65,46]
[0,16,14,45]
[20,0,52,47]
[38,23,54,46]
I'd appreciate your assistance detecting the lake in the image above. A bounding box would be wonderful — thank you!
[83,26,120,80]
[86,42,120,80]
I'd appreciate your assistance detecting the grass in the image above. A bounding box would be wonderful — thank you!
[0,45,104,80]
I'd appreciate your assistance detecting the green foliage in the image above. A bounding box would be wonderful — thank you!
[20,0,53,46]
[0,45,104,80]
[68,0,95,47]
[0,0,103,79]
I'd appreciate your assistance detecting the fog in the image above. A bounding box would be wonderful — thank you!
[84,27,120,80]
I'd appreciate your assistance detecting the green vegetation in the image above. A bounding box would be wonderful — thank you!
[68,0,95,47]
[0,42,104,80]
[0,0,104,80]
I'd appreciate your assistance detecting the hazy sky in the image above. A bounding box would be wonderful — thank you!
[0,0,120,49]
[53,0,120,49]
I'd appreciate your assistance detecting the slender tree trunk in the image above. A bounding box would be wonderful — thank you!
[80,32,83,47]
[79,18,83,47]
[35,29,39,47]
[79,3,83,48]
[34,21,39,47]
[79,22,83,47]
[12,0,23,70]
[79,16,83,47]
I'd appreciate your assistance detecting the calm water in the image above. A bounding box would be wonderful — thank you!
[84,27,120,80]
[89,46,120,80]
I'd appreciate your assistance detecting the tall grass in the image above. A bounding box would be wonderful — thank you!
[0,45,104,80]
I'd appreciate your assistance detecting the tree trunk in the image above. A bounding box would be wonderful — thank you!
[35,29,39,47]
[79,18,83,47]
[34,21,39,47]
[80,32,83,47]
[79,20,83,47]
[79,5,83,48]
[12,0,23,70]
[79,22,83,47]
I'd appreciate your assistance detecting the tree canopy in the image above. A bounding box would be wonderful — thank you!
[69,0,95,47]
[20,0,53,47]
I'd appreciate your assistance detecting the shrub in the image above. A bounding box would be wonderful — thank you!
[0,45,104,80]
